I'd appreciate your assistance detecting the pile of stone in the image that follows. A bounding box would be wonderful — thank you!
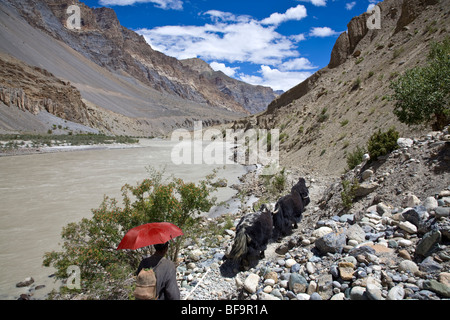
[234,186,449,300]
[174,184,449,300]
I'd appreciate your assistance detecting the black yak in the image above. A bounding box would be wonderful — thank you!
[272,178,310,241]
[226,204,273,271]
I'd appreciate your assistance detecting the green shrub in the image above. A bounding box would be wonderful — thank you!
[367,127,399,161]
[340,119,349,127]
[351,77,361,91]
[341,179,359,210]
[318,108,329,123]
[346,146,366,170]
[43,167,217,297]
[390,37,449,130]
[261,167,286,198]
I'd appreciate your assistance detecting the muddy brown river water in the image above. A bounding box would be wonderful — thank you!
[0,139,247,299]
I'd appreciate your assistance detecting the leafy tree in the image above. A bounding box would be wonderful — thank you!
[390,37,450,130]
[43,167,217,298]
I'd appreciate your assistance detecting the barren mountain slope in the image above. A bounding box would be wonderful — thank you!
[181,58,281,114]
[233,0,449,177]
[0,0,276,136]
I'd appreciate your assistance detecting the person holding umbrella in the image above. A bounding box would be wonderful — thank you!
[135,241,180,300]
[117,222,182,300]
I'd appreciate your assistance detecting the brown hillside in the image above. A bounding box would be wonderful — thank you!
[233,0,449,177]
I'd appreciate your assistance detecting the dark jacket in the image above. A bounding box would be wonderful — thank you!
[136,254,180,300]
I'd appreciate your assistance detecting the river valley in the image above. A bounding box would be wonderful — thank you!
[0,138,247,299]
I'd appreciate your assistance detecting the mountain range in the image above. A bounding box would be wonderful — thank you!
[0,0,448,177]
[0,0,280,136]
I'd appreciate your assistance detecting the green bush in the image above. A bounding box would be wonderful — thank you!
[261,167,287,198]
[367,128,399,161]
[341,179,359,210]
[346,146,366,170]
[43,167,217,297]
[390,37,450,130]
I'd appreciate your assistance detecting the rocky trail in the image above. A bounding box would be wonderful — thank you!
[176,127,450,301]
[18,127,449,301]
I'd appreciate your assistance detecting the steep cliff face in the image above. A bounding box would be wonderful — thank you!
[234,0,449,176]
[0,52,104,130]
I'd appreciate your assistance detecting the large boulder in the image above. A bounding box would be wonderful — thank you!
[315,229,347,254]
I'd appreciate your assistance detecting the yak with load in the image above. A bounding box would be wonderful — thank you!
[223,178,310,272]
[272,177,310,240]
[225,204,273,271]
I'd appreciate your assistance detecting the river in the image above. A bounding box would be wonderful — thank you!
[0,138,247,300]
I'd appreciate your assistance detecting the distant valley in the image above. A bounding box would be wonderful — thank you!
[0,0,280,137]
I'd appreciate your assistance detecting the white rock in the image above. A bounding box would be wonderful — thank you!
[301,239,311,246]
[306,262,316,274]
[399,221,417,234]
[285,259,297,268]
[259,292,280,300]
[264,279,275,286]
[296,293,310,300]
[387,285,405,300]
[263,286,273,293]
[423,197,438,212]
[366,283,383,300]
[312,226,333,238]
[397,138,414,148]
[244,273,260,294]
[403,194,421,207]
[235,277,243,289]
[398,260,419,274]
[188,249,203,261]
[280,280,289,288]
[331,293,346,300]
[398,239,413,247]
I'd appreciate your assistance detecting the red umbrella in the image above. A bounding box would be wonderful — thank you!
[117,222,183,250]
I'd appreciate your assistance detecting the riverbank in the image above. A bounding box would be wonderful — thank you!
[1,138,248,300]
[11,127,450,300]
[0,133,142,157]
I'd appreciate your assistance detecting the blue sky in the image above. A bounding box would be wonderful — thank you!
[80,0,380,91]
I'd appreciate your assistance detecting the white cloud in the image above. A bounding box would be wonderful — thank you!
[203,10,251,23]
[135,7,317,91]
[98,0,183,10]
[210,62,239,77]
[138,14,299,65]
[280,57,317,71]
[309,26,339,37]
[261,5,307,26]
[297,0,327,7]
[290,34,307,42]
[239,65,312,91]
[345,1,356,10]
